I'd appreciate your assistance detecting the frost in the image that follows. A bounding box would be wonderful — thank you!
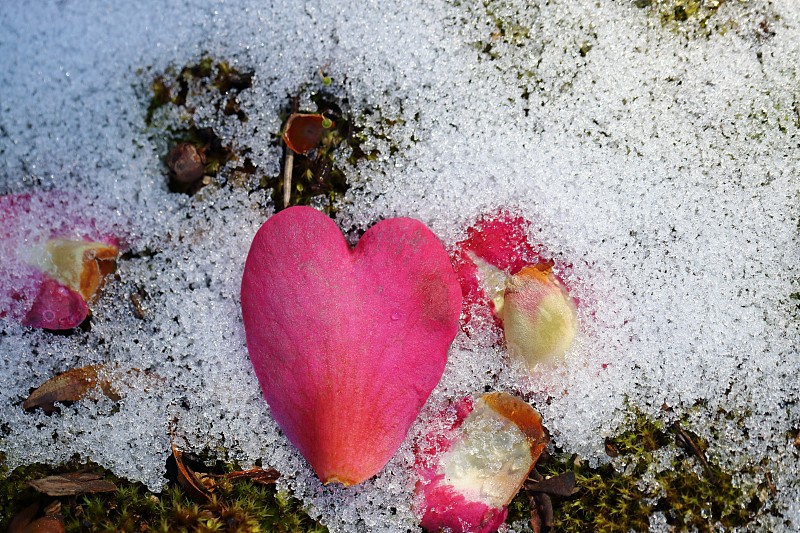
[1,0,799,530]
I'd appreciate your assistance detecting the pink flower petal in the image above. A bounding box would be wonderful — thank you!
[22,278,88,330]
[452,210,541,333]
[0,190,123,329]
[241,206,462,486]
[415,393,548,533]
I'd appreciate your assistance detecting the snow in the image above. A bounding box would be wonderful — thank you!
[1,0,798,531]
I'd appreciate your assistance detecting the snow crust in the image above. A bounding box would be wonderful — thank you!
[1,0,798,530]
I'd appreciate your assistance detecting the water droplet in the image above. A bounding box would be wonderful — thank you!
[391,309,401,321]
[42,310,55,322]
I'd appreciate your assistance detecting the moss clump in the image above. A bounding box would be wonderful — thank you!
[508,455,652,532]
[0,458,326,533]
[633,0,745,37]
[508,407,770,532]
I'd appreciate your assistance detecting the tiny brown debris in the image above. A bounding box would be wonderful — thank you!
[525,471,578,497]
[23,364,120,414]
[166,142,206,184]
[531,491,553,533]
[524,469,574,533]
[283,113,331,155]
[28,472,117,496]
[604,438,619,458]
[765,471,777,498]
[673,421,716,483]
[130,291,146,319]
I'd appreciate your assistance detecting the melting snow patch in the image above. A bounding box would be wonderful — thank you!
[1,0,799,530]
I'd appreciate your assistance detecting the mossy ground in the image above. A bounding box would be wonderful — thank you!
[2,405,773,532]
[508,407,773,532]
[145,56,381,216]
[0,456,326,533]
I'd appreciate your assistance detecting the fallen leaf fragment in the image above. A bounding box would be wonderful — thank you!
[525,471,577,497]
[531,491,553,533]
[415,392,549,533]
[23,364,121,413]
[241,206,461,486]
[171,442,212,502]
[28,472,117,496]
[224,467,281,484]
[7,502,42,533]
[13,501,66,533]
[282,113,331,154]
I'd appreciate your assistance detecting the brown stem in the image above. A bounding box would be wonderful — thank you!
[283,150,294,208]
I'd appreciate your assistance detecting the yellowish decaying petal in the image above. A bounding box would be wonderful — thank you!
[37,239,119,301]
[499,266,578,370]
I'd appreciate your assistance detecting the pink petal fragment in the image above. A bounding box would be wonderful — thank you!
[241,206,462,486]
[452,210,541,333]
[0,190,125,329]
[501,265,578,370]
[22,278,88,330]
[415,393,548,533]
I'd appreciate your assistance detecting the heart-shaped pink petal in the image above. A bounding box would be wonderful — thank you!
[241,206,462,486]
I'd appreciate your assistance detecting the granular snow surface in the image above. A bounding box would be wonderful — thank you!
[1,0,799,531]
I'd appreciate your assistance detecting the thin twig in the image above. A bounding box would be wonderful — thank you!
[673,421,716,483]
[283,150,294,208]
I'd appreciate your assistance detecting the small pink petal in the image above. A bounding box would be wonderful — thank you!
[0,190,125,328]
[452,211,541,333]
[241,206,462,486]
[415,392,548,533]
[22,278,88,330]
[36,239,119,302]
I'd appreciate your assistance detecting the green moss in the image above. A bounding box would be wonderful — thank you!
[634,0,737,36]
[508,406,769,532]
[144,56,389,211]
[0,458,326,533]
[259,89,382,217]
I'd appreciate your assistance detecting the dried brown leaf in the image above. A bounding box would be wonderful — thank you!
[8,501,65,533]
[28,472,117,496]
[525,471,578,497]
[224,467,281,485]
[22,365,119,413]
[172,442,212,502]
[532,492,554,532]
[529,496,543,533]
[7,502,41,533]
